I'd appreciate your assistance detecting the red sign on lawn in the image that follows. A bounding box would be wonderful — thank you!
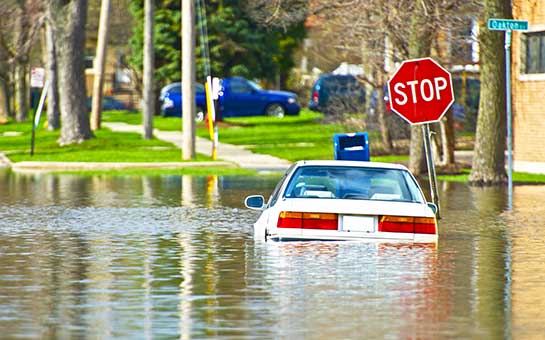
[387,58,454,125]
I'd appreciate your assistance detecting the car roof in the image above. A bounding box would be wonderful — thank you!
[293,160,410,171]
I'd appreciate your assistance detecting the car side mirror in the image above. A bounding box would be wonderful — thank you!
[245,195,265,210]
[427,202,438,215]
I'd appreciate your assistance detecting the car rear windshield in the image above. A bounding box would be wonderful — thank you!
[321,76,362,93]
[283,165,424,203]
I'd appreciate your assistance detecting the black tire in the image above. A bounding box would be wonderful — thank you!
[265,103,286,118]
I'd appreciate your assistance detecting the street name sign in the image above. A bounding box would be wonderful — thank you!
[387,57,454,125]
[488,19,528,31]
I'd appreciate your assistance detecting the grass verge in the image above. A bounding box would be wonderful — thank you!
[56,167,257,177]
[0,118,210,163]
[437,169,545,184]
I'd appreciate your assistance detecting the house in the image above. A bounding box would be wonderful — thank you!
[512,1,545,173]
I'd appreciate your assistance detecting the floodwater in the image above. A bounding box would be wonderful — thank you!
[1,168,545,339]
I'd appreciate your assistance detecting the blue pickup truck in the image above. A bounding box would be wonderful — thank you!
[160,77,300,120]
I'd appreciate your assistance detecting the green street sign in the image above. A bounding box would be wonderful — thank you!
[488,18,528,31]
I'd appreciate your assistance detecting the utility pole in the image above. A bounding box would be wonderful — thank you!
[91,0,111,131]
[182,0,196,159]
[143,0,155,139]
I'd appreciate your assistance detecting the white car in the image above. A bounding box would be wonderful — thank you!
[245,160,438,243]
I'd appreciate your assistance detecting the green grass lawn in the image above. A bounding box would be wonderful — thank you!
[0,118,209,163]
[102,109,398,162]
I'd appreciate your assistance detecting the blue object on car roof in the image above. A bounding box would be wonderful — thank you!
[333,132,370,161]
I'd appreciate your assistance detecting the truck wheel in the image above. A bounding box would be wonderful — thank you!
[196,106,206,122]
[265,103,285,118]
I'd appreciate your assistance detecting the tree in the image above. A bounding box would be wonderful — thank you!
[0,1,43,122]
[469,0,510,185]
[128,0,303,90]
[51,0,94,145]
[44,11,60,130]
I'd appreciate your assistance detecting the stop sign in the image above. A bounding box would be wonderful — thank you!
[387,57,454,125]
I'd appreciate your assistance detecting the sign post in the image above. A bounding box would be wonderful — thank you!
[387,57,455,217]
[488,18,528,210]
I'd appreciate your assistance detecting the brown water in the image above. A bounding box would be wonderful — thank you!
[0,168,544,339]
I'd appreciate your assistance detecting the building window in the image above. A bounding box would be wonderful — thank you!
[521,31,545,74]
[85,56,94,70]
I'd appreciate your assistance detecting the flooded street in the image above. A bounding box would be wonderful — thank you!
[1,168,545,339]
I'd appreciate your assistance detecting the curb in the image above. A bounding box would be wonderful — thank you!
[10,160,236,172]
[0,153,12,168]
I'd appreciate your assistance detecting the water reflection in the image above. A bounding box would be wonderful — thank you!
[1,170,545,337]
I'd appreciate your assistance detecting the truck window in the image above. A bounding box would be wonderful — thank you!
[229,78,253,94]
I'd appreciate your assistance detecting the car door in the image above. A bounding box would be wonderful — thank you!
[221,78,263,117]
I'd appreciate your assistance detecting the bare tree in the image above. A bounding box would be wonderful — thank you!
[246,0,478,166]
[0,1,44,122]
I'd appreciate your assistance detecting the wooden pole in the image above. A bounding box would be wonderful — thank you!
[91,0,111,131]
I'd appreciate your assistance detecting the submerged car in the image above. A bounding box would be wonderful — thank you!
[245,160,438,243]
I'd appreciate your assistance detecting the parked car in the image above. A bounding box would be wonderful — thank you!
[159,82,207,121]
[308,74,366,115]
[158,77,300,120]
[245,160,438,243]
[219,77,300,118]
[87,96,133,111]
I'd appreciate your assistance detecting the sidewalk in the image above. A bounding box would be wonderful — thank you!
[102,122,292,172]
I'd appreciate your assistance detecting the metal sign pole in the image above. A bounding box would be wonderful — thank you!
[422,123,440,218]
[505,30,513,210]
[30,80,49,156]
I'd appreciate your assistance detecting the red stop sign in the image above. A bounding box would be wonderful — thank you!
[387,58,454,125]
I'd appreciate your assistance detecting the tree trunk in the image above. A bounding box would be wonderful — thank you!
[45,20,60,130]
[91,0,111,131]
[440,110,456,166]
[142,0,154,139]
[376,82,393,153]
[469,0,509,185]
[0,76,9,124]
[14,62,28,122]
[14,4,29,122]
[407,1,433,175]
[52,0,94,145]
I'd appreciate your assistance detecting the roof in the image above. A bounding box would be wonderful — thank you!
[294,160,409,171]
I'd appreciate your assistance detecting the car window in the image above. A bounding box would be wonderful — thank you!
[321,76,363,94]
[268,164,297,207]
[229,79,253,94]
[283,165,424,203]
[167,83,204,94]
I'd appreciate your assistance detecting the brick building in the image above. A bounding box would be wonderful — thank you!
[512,1,545,173]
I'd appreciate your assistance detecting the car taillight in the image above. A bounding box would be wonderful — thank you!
[378,216,436,234]
[277,211,302,228]
[278,211,338,230]
[312,91,319,103]
[302,213,338,230]
[414,217,437,234]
